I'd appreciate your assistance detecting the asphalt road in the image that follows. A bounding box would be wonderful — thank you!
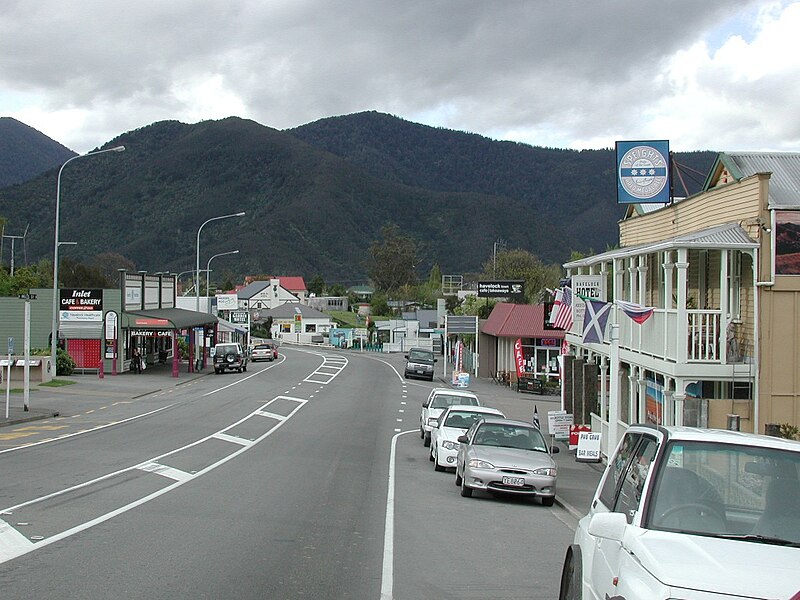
[0,347,576,599]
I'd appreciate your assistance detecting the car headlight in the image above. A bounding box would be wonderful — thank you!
[427,417,439,427]
[442,440,459,450]
[533,467,557,477]
[468,458,495,469]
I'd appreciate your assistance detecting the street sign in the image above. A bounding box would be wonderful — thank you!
[547,410,573,440]
[7,337,13,355]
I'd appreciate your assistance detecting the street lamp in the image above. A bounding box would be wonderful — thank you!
[51,146,125,375]
[195,212,245,313]
[206,250,239,307]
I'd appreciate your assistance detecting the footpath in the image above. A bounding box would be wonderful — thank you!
[0,348,605,519]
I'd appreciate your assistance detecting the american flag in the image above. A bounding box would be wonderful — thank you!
[552,286,573,330]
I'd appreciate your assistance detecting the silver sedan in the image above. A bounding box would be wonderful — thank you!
[455,418,559,505]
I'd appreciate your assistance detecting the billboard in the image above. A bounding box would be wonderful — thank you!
[59,288,103,322]
[616,140,670,204]
[477,280,524,301]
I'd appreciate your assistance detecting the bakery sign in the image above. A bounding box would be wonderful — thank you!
[59,288,103,322]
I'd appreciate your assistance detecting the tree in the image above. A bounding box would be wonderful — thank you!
[369,292,391,317]
[481,248,562,304]
[328,283,347,297]
[89,253,136,285]
[59,257,112,288]
[308,274,326,296]
[367,224,419,293]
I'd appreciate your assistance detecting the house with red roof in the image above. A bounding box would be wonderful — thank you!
[480,303,564,382]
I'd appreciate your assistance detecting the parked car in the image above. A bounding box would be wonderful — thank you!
[420,388,480,447]
[251,343,275,362]
[558,425,800,600]
[212,342,248,374]
[404,348,437,381]
[455,417,558,505]
[430,405,505,471]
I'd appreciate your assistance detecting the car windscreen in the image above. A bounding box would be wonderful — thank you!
[646,440,800,542]
[408,350,433,362]
[430,394,478,409]
[444,411,489,429]
[216,345,237,354]
[472,424,547,451]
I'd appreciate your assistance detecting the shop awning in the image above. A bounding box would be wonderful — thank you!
[121,307,218,330]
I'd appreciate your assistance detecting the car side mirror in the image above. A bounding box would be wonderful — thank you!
[423,402,429,408]
[587,512,627,542]
[434,358,438,363]
[550,446,560,454]
[404,354,409,359]
[457,435,469,444]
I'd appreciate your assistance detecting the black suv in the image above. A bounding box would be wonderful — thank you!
[404,348,437,381]
[212,342,248,374]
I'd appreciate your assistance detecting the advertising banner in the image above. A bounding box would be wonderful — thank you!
[477,280,525,301]
[59,289,103,322]
[616,140,670,204]
[513,338,525,378]
[216,294,239,310]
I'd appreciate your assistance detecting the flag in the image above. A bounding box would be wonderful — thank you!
[615,299,655,324]
[548,288,563,323]
[582,299,612,344]
[532,405,540,429]
[552,286,573,330]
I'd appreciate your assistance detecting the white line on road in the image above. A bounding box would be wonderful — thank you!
[381,429,415,600]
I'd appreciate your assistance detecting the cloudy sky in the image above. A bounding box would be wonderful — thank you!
[1,0,798,154]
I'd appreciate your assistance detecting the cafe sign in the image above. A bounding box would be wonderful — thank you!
[59,288,103,322]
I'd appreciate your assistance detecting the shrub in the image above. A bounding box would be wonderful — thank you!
[56,347,76,376]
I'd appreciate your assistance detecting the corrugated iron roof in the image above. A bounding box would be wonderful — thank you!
[482,303,565,339]
[722,152,800,209]
[565,222,758,268]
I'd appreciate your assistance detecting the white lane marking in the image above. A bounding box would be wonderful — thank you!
[212,432,253,447]
[0,395,308,564]
[381,429,415,600]
[255,410,287,421]
[0,520,33,555]
[202,355,286,397]
[0,404,176,456]
[138,462,193,482]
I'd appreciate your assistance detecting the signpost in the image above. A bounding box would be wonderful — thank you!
[5,336,13,419]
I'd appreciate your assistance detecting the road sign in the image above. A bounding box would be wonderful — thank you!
[7,337,14,355]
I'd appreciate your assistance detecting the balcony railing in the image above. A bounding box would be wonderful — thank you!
[614,308,725,363]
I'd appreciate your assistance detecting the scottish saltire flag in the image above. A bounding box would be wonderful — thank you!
[552,286,573,330]
[615,299,655,324]
[582,299,612,344]
[533,405,541,429]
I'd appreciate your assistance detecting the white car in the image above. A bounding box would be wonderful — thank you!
[559,424,800,600]
[419,388,480,447]
[430,405,505,471]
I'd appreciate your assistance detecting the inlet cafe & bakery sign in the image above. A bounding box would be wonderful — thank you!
[59,288,103,322]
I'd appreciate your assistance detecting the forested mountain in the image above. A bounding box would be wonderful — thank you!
[290,111,716,255]
[0,113,716,283]
[0,117,76,187]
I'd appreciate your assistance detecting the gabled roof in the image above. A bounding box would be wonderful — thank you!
[263,303,329,319]
[276,276,307,292]
[482,303,564,339]
[237,280,270,299]
[705,152,800,209]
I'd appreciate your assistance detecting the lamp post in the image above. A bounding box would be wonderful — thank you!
[50,145,125,375]
[195,212,245,313]
[206,250,239,308]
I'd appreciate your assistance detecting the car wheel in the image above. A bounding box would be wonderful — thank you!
[429,449,434,462]
[243,364,247,372]
[420,427,425,440]
[460,478,473,498]
[541,496,555,507]
[423,434,431,448]
[428,375,434,382]
[455,468,463,486]
[558,547,582,600]
[434,456,445,472]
